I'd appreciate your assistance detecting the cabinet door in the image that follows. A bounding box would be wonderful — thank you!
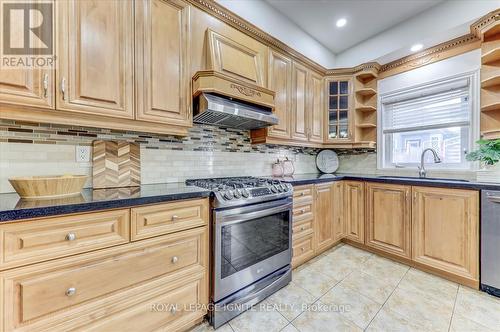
[308,71,324,143]
[332,181,344,241]
[267,50,292,139]
[56,0,134,118]
[0,0,55,109]
[0,67,54,109]
[366,183,411,258]
[412,187,479,282]
[291,62,308,141]
[344,181,365,243]
[135,0,191,126]
[314,183,335,253]
[325,77,352,142]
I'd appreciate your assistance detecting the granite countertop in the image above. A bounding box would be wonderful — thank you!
[0,183,211,222]
[270,173,500,191]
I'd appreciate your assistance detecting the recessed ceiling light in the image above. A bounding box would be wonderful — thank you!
[336,18,347,28]
[411,43,423,52]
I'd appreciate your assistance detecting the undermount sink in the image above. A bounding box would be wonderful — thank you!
[379,176,470,183]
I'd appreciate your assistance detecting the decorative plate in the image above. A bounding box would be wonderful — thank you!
[316,150,339,174]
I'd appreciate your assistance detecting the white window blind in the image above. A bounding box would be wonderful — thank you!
[382,78,470,134]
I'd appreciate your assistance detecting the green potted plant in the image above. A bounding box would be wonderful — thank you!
[466,139,500,182]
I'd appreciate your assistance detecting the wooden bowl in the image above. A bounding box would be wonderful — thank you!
[8,175,88,199]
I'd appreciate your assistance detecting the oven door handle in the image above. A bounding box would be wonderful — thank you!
[217,203,292,226]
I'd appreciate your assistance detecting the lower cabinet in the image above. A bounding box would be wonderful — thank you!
[365,183,412,259]
[412,186,479,283]
[314,183,337,253]
[344,181,364,243]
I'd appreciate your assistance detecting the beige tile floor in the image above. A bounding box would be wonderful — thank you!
[192,244,500,332]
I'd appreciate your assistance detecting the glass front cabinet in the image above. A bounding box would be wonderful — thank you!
[326,77,353,142]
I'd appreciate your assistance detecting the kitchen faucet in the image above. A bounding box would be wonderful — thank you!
[418,148,442,178]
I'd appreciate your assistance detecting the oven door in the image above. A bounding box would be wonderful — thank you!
[214,197,292,302]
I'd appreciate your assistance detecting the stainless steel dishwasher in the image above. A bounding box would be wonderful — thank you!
[481,190,500,297]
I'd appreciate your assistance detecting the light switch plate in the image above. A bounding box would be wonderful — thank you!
[76,146,91,162]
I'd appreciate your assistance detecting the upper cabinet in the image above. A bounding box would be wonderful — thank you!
[206,30,265,87]
[135,0,191,126]
[56,0,134,118]
[291,62,309,141]
[267,50,292,139]
[325,77,352,142]
[308,71,324,143]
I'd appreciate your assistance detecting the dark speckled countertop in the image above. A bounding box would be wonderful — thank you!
[0,183,211,222]
[269,173,500,191]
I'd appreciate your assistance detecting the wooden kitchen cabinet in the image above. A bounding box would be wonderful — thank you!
[56,0,134,118]
[344,181,365,243]
[325,76,353,142]
[366,183,411,259]
[412,186,479,284]
[314,182,340,253]
[291,62,309,141]
[308,71,324,143]
[332,181,345,242]
[135,0,191,126]
[292,185,315,267]
[267,50,292,139]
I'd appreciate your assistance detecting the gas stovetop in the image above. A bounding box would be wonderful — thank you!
[186,177,293,207]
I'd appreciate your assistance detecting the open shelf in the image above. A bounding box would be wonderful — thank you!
[481,102,500,113]
[481,129,500,140]
[355,88,377,97]
[481,76,500,89]
[481,48,500,65]
[355,105,376,112]
[356,123,377,129]
[355,72,377,83]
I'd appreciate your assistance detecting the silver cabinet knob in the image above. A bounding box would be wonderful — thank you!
[301,247,305,252]
[300,226,305,231]
[66,287,76,296]
[65,232,77,241]
[171,215,179,221]
[171,256,178,264]
[170,306,177,315]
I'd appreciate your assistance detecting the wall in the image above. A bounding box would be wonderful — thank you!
[0,120,319,193]
[335,0,498,67]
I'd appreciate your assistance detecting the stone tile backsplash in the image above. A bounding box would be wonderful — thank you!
[0,120,319,193]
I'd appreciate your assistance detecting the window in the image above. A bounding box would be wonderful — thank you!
[380,76,475,169]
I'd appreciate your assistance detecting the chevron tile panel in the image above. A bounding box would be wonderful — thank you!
[92,140,141,189]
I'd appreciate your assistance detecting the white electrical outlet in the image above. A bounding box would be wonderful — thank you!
[76,146,91,162]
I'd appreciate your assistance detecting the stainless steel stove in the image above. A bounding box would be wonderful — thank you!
[186,177,293,207]
[186,177,293,328]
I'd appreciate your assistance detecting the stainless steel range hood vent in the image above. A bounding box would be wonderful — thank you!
[194,93,279,130]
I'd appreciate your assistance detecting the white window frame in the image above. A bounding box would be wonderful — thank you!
[377,70,480,172]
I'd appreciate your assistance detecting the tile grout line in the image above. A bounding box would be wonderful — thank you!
[362,266,411,331]
[447,285,461,332]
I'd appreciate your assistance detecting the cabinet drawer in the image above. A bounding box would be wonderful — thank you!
[292,218,313,239]
[293,185,314,205]
[0,209,129,270]
[83,273,207,332]
[293,203,313,223]
[131,198,209,241]
[1,227,207,328]
[292,233,315,268]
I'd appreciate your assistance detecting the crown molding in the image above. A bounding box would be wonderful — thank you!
[378,34,480,79]
[470,8,500,39]
[186,0,493,80]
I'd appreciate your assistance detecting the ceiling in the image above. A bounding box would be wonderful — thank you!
[264,0,444,54]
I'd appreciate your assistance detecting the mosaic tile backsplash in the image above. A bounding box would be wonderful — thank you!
[0,119,320,193]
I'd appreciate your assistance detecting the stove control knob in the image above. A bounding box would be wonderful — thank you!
[283,184,290,192]
[270,185,278,193]
[276,185,284,192]
[233,189,242,199]
[241,188,250,198]
[223,191,233,200]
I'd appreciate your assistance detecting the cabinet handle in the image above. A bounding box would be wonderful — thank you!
[61,77,66,100]
[65,232,77,241]
[66,287,76,297]
[301,247,305,252]
[300,209,305,214]
[170,306,177,315]
[171,215,179,221]
[171,256,179,264]
[43,74,48,98]
[300,226,305,231]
